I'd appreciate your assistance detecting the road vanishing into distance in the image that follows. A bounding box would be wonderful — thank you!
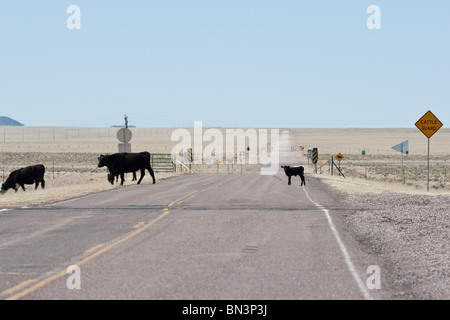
[0,171,388,300]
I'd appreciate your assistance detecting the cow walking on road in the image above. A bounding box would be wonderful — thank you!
[97,152,156,186]
[281,165,306,186]
[1,164,46,194]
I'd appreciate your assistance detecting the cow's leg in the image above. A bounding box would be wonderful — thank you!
[147,166,156,184]
[137,169,145,184]
[132,172,137,181]
[288,176,291,185]
[41,180,46,189]
[300,175,305,186]
[120,173,125,186]
[20,183,26,192]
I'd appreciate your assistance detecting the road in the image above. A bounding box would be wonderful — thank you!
[0,171,385,300]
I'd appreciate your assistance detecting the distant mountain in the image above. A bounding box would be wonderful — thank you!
[0,116,24,126]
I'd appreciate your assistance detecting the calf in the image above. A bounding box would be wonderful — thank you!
[108,170,137,185]
[281,165,305,186]
[1,164,46,194]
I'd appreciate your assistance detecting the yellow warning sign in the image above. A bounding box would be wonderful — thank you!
[415,110,443,139]
[335,153,344,162]
[312,148,318,164]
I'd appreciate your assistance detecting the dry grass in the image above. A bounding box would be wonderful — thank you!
[1,127,449,207]
[0,171,181,208]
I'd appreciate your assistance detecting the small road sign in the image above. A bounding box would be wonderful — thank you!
[117,128,132,143]
[391,140,409,154]
[392,140,409,184]
[335,153,344,162]
[415,110,443,139]
[312,148,318,164]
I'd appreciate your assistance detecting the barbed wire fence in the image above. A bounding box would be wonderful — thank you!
[0,127,177,153]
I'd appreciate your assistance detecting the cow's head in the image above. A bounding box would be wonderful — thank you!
[97,154,109,168]
[1,179,14,194]
[281,165,290,171]
[107,172,115,185]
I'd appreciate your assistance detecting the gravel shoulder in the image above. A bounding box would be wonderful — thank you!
[318,174,450,300]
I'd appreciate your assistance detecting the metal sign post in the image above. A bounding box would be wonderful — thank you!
[415,110,443,192]
[117,115,132,153]
[391,140,408,184]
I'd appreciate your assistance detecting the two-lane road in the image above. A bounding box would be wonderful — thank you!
[0,172,385,300]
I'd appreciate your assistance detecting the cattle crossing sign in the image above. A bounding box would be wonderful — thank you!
[415,110,443,192]
[335,153,344,162]
[415,110,443,139]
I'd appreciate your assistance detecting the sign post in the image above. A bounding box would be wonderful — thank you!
[335,153,344,169]
[415,110,443,192]
[391,141,409,184]
[117,115,132,153]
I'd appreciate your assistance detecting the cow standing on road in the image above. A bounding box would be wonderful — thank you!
[97,152,156,186]
[281,165,306,186]
[1,164,46,194]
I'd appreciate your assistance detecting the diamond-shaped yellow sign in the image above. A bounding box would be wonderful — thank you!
[335,153,344,162]
[415,110,443,139]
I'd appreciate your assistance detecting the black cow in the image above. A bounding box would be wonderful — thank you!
[281,165,305,186]
[1,164,46,194]
[97,152,155,186]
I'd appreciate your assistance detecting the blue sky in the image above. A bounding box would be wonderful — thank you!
[1,1,449,128]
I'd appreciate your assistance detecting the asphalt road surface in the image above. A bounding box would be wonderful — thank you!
[0,171,386,300]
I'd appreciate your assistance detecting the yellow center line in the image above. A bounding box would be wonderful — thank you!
[1,279,34,296]
[4,178,235,300]
[6,209,170,300]
[84,243,105,254]
[168,191,199,207]
[132,222,145,229]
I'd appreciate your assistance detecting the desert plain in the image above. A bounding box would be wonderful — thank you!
[1,126,449,207]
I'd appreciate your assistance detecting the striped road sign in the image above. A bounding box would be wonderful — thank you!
[312,148,318,164]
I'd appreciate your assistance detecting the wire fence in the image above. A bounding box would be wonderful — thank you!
[1,126,449,155]
[0,127,178,153]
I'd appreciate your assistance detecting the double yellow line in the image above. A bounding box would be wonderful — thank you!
[1,190,199,300]
[2,175,233,300]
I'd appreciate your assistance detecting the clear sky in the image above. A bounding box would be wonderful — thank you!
[1,1,449,128]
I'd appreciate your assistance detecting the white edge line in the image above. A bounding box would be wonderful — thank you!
[303,186,373,300]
